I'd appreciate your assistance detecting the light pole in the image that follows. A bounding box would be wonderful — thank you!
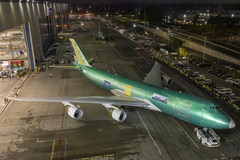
[203,36,206,63]
[167,27,170,47]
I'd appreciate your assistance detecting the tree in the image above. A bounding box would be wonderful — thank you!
[179,48,188,57]
[169,37,184,50]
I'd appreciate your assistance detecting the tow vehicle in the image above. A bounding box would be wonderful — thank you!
[194,128,220,147]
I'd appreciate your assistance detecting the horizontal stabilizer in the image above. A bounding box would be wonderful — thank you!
[88,58,95,65]
[49,65,79,70]
[143,62,162,88]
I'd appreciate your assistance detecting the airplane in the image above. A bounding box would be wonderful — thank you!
[95,23,111,41]
[11,38,235,129]
[97,31,106,41]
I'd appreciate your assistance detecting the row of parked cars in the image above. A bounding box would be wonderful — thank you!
[190,59,240,89]
[172,60,240,108]
[225,77,240,88]
[174,62,215,86]
[187,59,240,108]
[42,41,73,66]
[63,42,73,58]
[42,42,62,64]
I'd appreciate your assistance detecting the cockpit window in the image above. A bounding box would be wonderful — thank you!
[210,106,220,109]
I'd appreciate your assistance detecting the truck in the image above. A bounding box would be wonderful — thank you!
[170,52,178,56]
[159,43,166,47]
[194,128,220,147]
[160,48,169,55]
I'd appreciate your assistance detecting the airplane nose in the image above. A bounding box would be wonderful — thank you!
[229,119,236,128]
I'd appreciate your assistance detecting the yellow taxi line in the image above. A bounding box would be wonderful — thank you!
[50,139,55,160]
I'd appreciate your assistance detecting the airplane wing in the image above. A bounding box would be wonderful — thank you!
[10,96,148,107]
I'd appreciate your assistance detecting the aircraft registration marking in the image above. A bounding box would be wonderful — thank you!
[152,93,168,104]
[124,85,132,96]
[104,80,110,87]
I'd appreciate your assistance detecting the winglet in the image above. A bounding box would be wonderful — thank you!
[69,38,91,67]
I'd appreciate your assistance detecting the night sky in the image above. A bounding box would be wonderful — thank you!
[70,0,240,4]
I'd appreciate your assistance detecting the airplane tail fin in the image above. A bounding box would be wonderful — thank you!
[69,38,91,67]
[143,62,162,88]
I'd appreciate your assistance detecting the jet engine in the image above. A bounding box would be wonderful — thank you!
[107,107,127,122]
[161,75,172,86]
[65,103,83,119]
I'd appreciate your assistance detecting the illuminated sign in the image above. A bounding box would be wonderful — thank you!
[152,93,168,104]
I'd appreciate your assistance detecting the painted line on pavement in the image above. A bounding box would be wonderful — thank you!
[152,112,188,160]
[51,139,56,160]
[64,139,67,160]
[17,71,34,95]
[0,137,36,144]
[172,117,199,149]
[31,116,36,126]
[57,78,69,160]
[136,109,163,158]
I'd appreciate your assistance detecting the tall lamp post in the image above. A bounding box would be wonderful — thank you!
[203,36,206,63]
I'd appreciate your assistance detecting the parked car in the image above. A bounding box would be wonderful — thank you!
[218,88,232,94]
[189,58,196,64]
[65,50,72,53]
[53,42,61,46]
[135,46,142,50]
[206,67,214,72]
[189,71,199,77]
[63,54,70,58]
[66,45,72,49]
[220,74,229,79]
[230,96,240,103]
[213,86,224,92]
[208,82,216,88]
[64,52,72,55]
[182,67,190,72]
[225,78,233,82]
[203,79,212,85]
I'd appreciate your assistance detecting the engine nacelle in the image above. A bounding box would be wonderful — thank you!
[65,103,83,120]
[161,75,172,86]
[107,107,127,122]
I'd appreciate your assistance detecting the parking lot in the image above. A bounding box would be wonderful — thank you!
[104,18,240,111]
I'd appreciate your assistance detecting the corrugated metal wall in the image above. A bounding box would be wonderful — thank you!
[0,2,68,66]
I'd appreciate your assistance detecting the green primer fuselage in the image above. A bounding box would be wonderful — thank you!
[74,62,232,129]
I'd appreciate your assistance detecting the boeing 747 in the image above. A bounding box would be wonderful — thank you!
[12,38,236,129]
